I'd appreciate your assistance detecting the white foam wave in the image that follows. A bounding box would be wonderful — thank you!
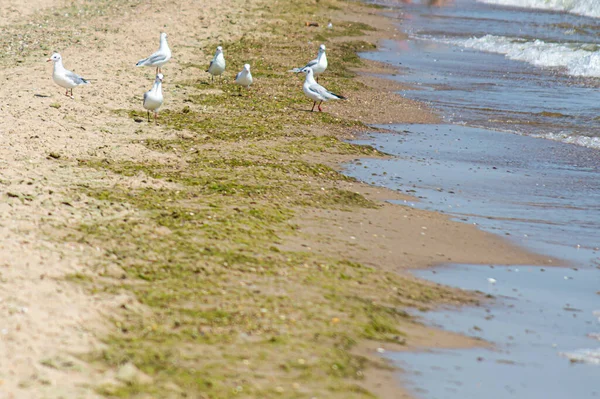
[560,348,600,365]
[477,0,600,19]
[447,34,600,78]
[532,132,600,150]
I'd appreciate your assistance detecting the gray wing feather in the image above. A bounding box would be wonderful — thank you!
[146,53,167,65]
[289,58,318,73]
[308,83,342,99]
[137,51,167,66]
[308,83,328,96]
[66,70,89,85]
[235,71,242,80]
[304,59,318,68]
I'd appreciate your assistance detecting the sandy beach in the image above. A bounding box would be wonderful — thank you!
[0,0,557,398]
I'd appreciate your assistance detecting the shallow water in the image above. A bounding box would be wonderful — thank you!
[396,264,600,399]
[347,124,600,264]
[345,123,600,398]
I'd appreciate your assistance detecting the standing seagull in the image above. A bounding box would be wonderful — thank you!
[234,64,253,91]
[300,67,345,112]
[47,53,90,98]
[143,73,164,124]
[290,44,327,82]
[136,33,171,74]
[206,46,226,82]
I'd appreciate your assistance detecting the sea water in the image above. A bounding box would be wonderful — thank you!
[345,125,600,397]
[348,0,600,397]
[363,0,600,149]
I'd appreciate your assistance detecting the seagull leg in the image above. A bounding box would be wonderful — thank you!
[70,89,74,98]
[311,102,316,112]
[147,111,150,123]
[154,111,158,125]
[318,101,323,112]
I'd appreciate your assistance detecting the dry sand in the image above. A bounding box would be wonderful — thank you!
[0,0,554,398]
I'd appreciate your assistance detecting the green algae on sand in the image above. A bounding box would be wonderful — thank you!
[58,0,478,397]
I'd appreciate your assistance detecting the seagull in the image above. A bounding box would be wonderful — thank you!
[143,73,164,124]
[290,44,327,82]
[206,46,226,82]
[136,32,171,74]
[234,64,253,90]
[46,52,90,98]
[300,67,345,112]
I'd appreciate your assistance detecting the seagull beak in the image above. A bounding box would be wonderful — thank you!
[46,59,52,62]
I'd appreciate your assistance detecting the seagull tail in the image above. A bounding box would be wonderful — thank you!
[332,93,346,100]
[136,58,148,67]
[288,68,302,73]
[81,78,91,85]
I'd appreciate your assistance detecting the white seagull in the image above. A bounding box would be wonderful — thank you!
[234,64,253,90]
[300,67,345,112]
[46,52,90,98]
[290,44,327,82]
[143,73,164,124]
[206,46,226,82]
[136,32,171,74]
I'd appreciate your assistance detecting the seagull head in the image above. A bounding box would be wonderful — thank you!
[46,52,61,63]
[216,46,223,54]
[300,67,313,75]
[160,32,168,40]
[156,73,164,82]
[319,44,326,52]
[244,63,251,71]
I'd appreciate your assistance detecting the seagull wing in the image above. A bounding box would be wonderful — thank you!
[304,59,318,69]
[66,70,89,85]
[308,83,344,100]
[289,58,319,73]
[137,50,167,66]
[149,52,168,65]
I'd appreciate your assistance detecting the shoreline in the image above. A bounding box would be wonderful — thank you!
[344,1,600,395]
[0,0,562,398]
